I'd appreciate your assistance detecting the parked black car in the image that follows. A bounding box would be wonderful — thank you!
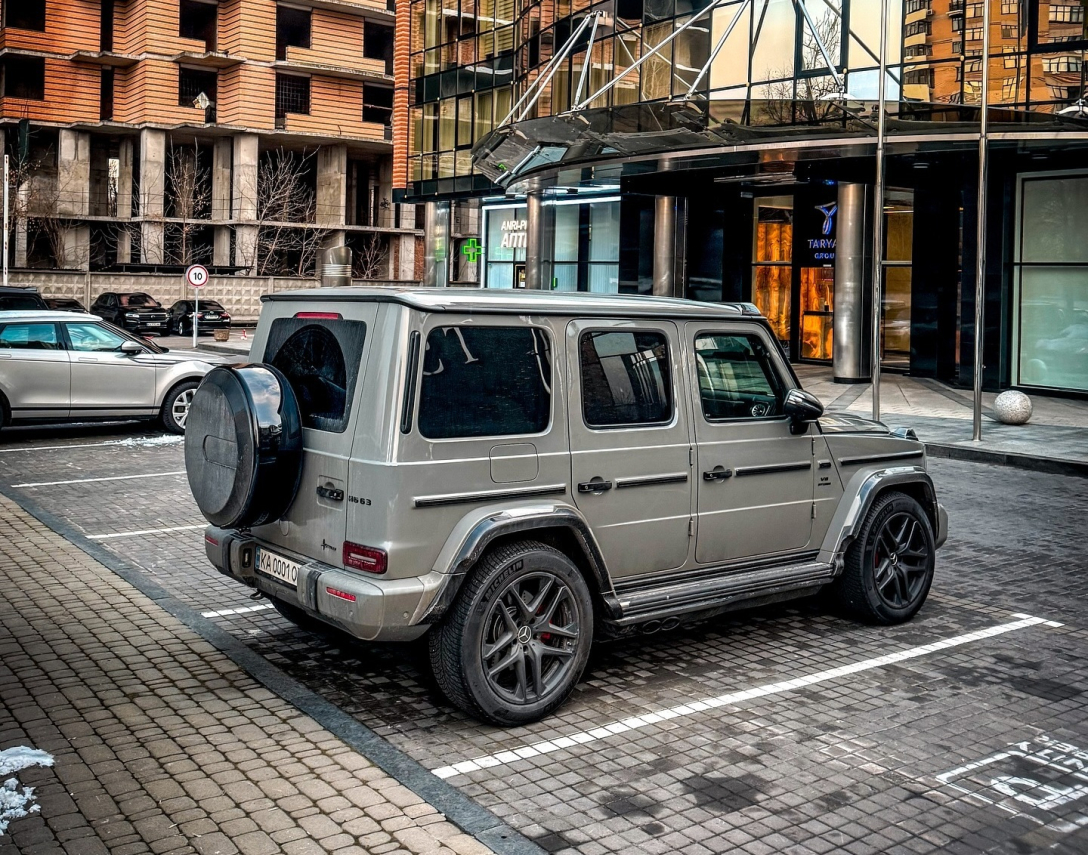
[44,297,87,312]
[0,286,48,311]
[91,292,170,335]
[168,299,232,336]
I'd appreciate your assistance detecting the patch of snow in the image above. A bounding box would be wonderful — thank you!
[0,747,54,837]
[105,434,184,448]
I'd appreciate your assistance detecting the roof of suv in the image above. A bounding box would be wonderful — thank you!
[0,310,99,322]
[263,287,764,320]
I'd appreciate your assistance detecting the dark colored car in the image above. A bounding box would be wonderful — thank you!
[0,286,48,312]
[44,297,87,313]
[91,292,170,335]
[168,299,232,336]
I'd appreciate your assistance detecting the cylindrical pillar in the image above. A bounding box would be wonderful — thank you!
[834,182,870,383]
[524,190,553,290]
[653,196,680,297]
[423,200,450,287]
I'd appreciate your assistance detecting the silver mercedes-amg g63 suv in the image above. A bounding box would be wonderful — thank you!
[186,288,947,725]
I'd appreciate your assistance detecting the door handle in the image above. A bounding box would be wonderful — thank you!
[577,478,613,494]
[316,485,344,502]
[702,466,732,482]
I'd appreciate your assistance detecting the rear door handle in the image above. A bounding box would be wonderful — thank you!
[316,485,344,501]
[702,466,732,482]
[577,478,612,494]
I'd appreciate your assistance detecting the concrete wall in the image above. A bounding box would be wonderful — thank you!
[5,272,419,323]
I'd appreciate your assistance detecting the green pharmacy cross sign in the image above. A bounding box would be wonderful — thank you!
[461,238,482,264]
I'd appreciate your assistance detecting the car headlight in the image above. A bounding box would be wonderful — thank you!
[125,312,139,319]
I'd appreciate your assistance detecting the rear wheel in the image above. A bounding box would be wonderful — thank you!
[830,491,935,624]
[161,380,199,434]
[430,541,594,726]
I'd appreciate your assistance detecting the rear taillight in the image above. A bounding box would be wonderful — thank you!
[326,586,357,602]
[343,542,386,574]
[295,312,342,320]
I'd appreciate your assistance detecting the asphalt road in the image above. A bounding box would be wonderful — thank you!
[0,420,1086,855]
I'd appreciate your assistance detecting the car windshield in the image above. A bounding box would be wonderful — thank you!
[120,293,160,307]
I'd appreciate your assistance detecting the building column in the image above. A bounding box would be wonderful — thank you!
[524,190,554,290]
[653,195,686,297]
[57,129,91,218]
[59,225,91,270]
[378,156,395,228]
[317,144,347,230]
[833,182,871,383]
[232,133,258,273]
[211,137,232,221]
[113,138,134,263]
[139,128,166,264]
[423,201,449,287]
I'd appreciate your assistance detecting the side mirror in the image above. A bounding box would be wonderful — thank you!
[120,341,143,354]
[783,388,824,434]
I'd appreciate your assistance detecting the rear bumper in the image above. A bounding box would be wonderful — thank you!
[203,526,444,642]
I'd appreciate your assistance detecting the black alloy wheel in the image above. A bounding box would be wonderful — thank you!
[831,491,936,625]
[430,541,594,725]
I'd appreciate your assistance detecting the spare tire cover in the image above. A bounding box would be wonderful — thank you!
[184,364,303,529]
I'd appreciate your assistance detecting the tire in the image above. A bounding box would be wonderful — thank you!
[183,364,303,528]
[161,380,199,434]
[0,392,9,431]
[830,491,935,625]
[429,541,594,726]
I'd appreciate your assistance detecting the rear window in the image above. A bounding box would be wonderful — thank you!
[265,318,367,433]
[418,326,551,439]
[0,294,46,311]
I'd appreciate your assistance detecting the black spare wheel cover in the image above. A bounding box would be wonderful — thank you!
[185,364,303,529]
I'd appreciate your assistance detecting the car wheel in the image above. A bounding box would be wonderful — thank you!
[0,392,9,431]
[161,380,200,434]
[831,491,935,625]
[430,540,594,726]
[184,364,303,528]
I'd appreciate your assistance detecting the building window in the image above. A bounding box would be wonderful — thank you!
[364,22,394,74]
[363,84,393,125]
[1050,3,1085,23]
[1001,0,1021,13]
[967,1,983,16]
[905,44,933,58]
[965,26,984,39]
[952,16,966,31]
[904,68,935,86]
[178,67,217,107]
[906,0,931,12]
[179,0,217,51]
[101,68,114,120]
[0,56,45,99]
[906,21,932,36]
[1042,54,1083,72]
[1,0,46,30]
[275,73,310,116]
[276,5,311,60]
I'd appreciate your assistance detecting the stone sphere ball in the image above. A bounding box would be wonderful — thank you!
[993,390,1033,425]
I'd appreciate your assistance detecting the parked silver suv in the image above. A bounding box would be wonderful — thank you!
[187,289,947,725]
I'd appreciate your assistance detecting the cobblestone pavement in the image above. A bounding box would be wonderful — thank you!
[1,423,1087,854]
[0,492,493,855]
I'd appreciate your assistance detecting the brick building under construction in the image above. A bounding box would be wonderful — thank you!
[0,0,419,279]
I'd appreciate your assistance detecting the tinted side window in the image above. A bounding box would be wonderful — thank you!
[580,330,672,427]
[265,318,366,433]
[695,333,785,420]
[418,326,551,439]
[0,295,46,311]
[0,323,59,349]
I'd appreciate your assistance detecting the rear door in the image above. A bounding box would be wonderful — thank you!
[567,319,693,580]
[0,321,70,419]
[687,323,814,565]
[250,306,377,570]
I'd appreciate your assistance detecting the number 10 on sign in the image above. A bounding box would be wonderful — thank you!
[185,265,209,347]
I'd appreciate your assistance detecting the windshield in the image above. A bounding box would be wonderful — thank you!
[120,293,160,307]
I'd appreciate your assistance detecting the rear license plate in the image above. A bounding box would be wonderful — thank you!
[147,322,162,327]
[255,548,302,588]
[204,313,218,319]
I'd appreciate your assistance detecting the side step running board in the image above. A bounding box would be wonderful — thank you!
[610,561,837,627]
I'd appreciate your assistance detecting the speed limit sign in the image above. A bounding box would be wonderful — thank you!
[186,264,209,288]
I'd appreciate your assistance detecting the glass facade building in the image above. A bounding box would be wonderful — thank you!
[404,0,1088,396]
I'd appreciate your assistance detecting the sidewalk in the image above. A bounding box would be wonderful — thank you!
[0,493,492,855]
[796,365,1088,476]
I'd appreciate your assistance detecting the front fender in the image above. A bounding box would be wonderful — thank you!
[819,465,942,562]
[416,501,615,625]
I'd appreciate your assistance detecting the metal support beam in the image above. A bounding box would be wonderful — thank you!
[792,0,845,95]
[972,0,992,441]
[685,0,751,98]
[501,14,596,126]
[573,12,601,108]
[870,0,888,421]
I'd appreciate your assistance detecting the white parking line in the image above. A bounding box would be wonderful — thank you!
[0,435,182,454]
[431,613,1064,780]
[88,524,205,540]
[201,604,275,618]
[12,471,186,488]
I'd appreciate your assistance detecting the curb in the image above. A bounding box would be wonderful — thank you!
[924,442,1088,479]
[196,342,253,357]
[0,486,545,855]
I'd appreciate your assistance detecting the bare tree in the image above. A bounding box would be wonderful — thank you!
[164,143,211,266]
[762,8,843,125]
[249,148,329,276]
[353,233,388,279]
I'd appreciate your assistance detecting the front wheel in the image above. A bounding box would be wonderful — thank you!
[429,541,594,726]
[830,491,935,624]
[161,380,199,434]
